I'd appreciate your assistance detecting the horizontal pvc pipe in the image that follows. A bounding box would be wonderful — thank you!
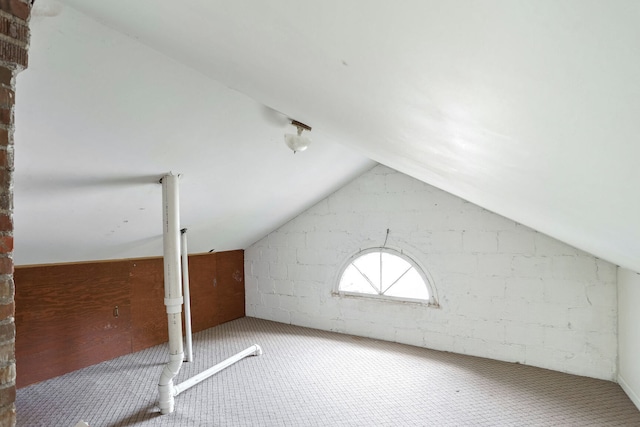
[174,344,262,396]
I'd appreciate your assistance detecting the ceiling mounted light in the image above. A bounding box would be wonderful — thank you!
[284,120,312,153]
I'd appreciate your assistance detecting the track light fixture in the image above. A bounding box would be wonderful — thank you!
[284,120,312,153]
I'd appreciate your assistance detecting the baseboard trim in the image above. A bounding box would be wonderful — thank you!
[619,374,640,411]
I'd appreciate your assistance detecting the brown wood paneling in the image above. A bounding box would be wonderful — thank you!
[214,250,246,323]
[15,250,245,388]
[187,253,218,333]
[15,262,132,388]
[129,257,167,352]
[17,313,132,388]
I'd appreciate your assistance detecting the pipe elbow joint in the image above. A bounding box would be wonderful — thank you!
[252,344,263,356]
[159,354,184,386]
[158,353,184,414]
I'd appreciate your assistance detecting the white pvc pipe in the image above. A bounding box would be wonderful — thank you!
[174,344,262,396]
[158,173,184,415]
[157,173,262,415]
[181,228,193,363]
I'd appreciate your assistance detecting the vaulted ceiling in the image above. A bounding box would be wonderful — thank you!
[16,1,640,272]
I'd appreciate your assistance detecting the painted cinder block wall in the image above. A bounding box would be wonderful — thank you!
[0,2,31,426]
[246,165,618,380]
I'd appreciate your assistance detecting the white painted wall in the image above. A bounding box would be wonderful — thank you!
[246,165,618,380]
[618,267,640,408]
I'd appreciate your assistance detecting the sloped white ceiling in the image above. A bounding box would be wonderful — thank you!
[16,1,640,273]
[14,3,374,265]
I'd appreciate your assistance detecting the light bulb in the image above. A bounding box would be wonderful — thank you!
[284,120,312,153]
[284,131,311,153]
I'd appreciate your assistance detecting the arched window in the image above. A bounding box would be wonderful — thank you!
[336,247,437,305]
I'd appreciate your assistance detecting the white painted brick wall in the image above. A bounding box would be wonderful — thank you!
[245,164,618,380]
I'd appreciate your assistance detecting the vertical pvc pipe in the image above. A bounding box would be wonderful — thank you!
[156,173,261,415]
[181,228,193,363]
[158,173,184,415]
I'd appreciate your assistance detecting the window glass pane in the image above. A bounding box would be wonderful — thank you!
[352,252,381,292]
[339,249,433,303]
[340,264,377,294]
[384,268,429,300]
[380,252,412,293]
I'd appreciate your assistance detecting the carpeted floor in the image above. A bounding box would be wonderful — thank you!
[17,317,640,426]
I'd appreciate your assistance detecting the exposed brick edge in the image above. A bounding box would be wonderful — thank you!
[0,1,30,70]
[0,0,29,425]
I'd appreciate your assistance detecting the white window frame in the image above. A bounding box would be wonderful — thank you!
[334,247,439,307]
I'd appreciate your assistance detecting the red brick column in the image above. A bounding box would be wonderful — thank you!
[0,1,31,426]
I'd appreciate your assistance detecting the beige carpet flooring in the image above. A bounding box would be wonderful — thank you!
[16,317,640,426]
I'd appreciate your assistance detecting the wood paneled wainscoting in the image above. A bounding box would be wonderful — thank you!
[14,251,245,388]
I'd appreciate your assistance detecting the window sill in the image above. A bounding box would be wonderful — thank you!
[331,291,440,308]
